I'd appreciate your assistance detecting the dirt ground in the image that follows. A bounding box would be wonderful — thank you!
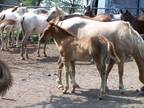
[0,43,144,108]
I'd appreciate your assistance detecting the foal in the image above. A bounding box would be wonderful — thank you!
[41,23,120,98]
[0,19,18,50]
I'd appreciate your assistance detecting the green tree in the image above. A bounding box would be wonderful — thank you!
[23,0,43,6]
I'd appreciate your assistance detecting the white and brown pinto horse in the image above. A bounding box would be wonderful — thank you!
[41,23,120,98]
[46,15,144,93]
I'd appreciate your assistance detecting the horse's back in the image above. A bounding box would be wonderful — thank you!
[59,17,130,39]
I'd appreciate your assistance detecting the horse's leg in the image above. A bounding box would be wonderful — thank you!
[25,36,30,59]
[93,55,107,99]
[118,56,125,93]
[57,58,64,89]
[15,29,20,47]
[37,34,41,57]
[43,36,49,57]
[1,30,5,51]
[70,61,80,93]
[5,32,9,51]
[105,59,115,91]
[63,60,70,94]
[11,31,15,47]
[21,32,29,60]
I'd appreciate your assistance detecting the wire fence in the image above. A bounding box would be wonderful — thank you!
[0,3,144,15]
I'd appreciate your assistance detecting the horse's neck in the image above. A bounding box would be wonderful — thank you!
[52,28,75,45]
[129,16,138,26]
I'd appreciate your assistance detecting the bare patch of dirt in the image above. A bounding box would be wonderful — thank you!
[0,44,144,108]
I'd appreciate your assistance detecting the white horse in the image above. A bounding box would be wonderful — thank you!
[45,7,144,93]
[0,6,28,47]
[20,11,49,60]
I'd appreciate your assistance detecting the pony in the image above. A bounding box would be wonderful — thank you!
[0,19,18,50]
[20,12,49,60]
[120,10,144,35]
[40,22,120,98]
[46,11,144,93]
[0,58,13,96]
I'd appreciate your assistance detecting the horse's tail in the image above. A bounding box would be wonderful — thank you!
[0,59,13,96]
[127,22,144,58]
[108,42,120,63]
[21,17,25,36]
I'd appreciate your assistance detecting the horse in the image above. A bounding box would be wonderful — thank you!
[20,12,49,60]
[0,58,13,96]
[0,19,18,50]
[0,6,28,47]
[40,22,120,98]
[46,9,144,94]
[120,10,144,35]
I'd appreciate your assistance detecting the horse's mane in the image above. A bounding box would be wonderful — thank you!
[59,14,84,21]
[50,23,77,38]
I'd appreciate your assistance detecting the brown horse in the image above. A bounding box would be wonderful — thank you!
[46,10,144,94]
[58,13,112,22]
[0,58,13,96]
[41,22,120,98]
[120,10,144,35]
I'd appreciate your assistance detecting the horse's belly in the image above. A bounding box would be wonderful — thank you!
[72,50,91,61]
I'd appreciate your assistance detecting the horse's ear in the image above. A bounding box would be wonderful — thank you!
[141,9,144,13]
[55,6,58,10]
[120,9,123,14]
[11,6,19,12]
[84,5,86,9]
[126,10,129,13]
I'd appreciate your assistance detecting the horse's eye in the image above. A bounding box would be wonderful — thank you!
[52,11,56,14]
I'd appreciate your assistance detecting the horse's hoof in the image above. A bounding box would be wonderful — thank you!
[58,85,64,90]
[21,57,25,60]
[63,90,68,94]
[37,55,40,57]
[71,89,75,94]
[73,83,80,89]
[98,97,103,100]
[1,48,5,51]
[44,54,47,57]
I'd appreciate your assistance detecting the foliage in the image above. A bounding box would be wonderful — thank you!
[23,0,43,6]
[41,0,84,13]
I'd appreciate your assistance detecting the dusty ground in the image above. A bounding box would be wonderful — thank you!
[0,43,144,108]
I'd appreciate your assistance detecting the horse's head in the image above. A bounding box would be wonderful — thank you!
[42,22,55,39]
[47,6,65,22]
[15,7,28,15]
[120,10,133,21]
[84,5,94,17]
